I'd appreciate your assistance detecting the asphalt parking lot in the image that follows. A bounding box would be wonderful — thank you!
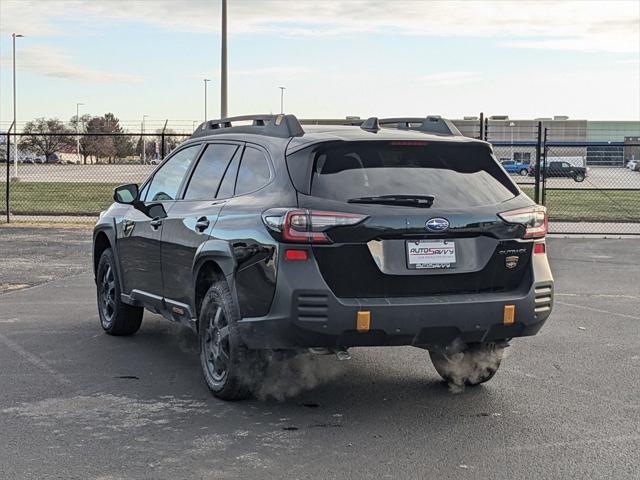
[1,227,639,479]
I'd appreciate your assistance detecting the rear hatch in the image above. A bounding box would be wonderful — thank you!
[284,140,537,298]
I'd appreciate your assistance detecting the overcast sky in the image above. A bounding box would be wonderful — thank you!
[1,0,639,131]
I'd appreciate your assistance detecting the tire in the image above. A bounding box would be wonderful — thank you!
[199,280,258,400]
[519,169,528,176]
[574,174,585,182]
[430,343,503,387]
[96,248,143,336]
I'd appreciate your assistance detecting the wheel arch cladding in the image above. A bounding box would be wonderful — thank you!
[194,260,227,320]
[93,231,112,277]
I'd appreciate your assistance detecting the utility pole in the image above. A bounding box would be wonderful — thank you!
[279,86,286,114]
[220,0,228,118]
[142,115,149,165]
[76,103,84,163]
[12,33,24,179]
[204,78,211,121]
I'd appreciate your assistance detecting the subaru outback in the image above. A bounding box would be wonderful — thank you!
[93,114,553,399]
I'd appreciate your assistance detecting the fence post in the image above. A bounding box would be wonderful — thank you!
[534,121,542,204]
[161,119,168,160]
[541,127,548,205]
[479,112,484,140]
[484,116,489,142]
[5,124,13,223]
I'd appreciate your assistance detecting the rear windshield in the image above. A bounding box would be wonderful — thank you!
[306,142,518,207]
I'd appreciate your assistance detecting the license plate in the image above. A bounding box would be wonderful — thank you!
[406,240,456,269]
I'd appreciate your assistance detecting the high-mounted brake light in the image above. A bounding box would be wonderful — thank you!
[263,208,367,243]
[389,141,427,146]
[498,205,548,239]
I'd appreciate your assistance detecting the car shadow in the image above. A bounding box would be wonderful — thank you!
[97,314,510,422]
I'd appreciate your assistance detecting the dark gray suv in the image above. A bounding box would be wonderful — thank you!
[93,114,554,399]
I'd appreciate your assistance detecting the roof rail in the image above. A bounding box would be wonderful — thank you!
[191,114,305,139]
[378,116,462,136]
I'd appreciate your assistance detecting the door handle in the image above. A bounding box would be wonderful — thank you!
[195,217,210,232]
[150,217,163,229]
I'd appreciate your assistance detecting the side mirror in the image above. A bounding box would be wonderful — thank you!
[114,184,139,204]
[147,203,168,219]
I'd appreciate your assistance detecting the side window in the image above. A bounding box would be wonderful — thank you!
[216,149,241,199]
[184,144,238,200]
[235,147,271,196]
[145,145,200,202]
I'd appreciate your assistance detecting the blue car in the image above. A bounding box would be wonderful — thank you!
[500,160,530,176]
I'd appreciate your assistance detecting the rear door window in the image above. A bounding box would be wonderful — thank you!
[235,147,271,196]
[183,143,238,200]
[216,149,241,199]
[307,142,518,208]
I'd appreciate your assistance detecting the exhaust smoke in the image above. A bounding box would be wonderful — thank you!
[241,351,345,402]
[431,340,507,393]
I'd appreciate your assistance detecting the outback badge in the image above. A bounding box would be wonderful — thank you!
[505,255,519,269]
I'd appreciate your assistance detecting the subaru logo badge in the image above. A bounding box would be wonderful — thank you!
[426,217,450,232]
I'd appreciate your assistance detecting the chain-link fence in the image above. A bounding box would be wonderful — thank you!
[486,122,640,235]
[1,132,189,223]
[539,138,640,234]
[2,123,639,234]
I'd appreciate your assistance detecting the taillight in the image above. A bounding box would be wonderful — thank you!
[498,205,548,238]
[263,208,367,243]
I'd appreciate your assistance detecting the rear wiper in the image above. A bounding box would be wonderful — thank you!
[347,194,435,208]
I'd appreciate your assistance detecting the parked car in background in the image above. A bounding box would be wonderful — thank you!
[529,161,588,182]
[626,159,640,171]
[46,153,64,164]
[21,155,46,164]
[500,159,530,176]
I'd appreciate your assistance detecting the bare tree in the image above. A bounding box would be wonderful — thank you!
[21,118,73,160]
[81,117,117,163]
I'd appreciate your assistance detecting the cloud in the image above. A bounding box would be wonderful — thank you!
[233,66,315,77]
[418,72,482,87]
[1,0,638,53]
[0,44,143,83]
[187,66,315,82]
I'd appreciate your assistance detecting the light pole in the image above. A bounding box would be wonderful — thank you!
[204,78,211,121]
[12,33,24,179]
[142,115,149,164]
[76,103,84,163]
[220,0,228,118]
[279,86,286,114]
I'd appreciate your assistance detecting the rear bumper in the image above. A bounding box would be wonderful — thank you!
[237,246,554,350]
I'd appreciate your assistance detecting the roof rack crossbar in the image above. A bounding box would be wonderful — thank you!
[377,116,461,136]
[191,114,304,139]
